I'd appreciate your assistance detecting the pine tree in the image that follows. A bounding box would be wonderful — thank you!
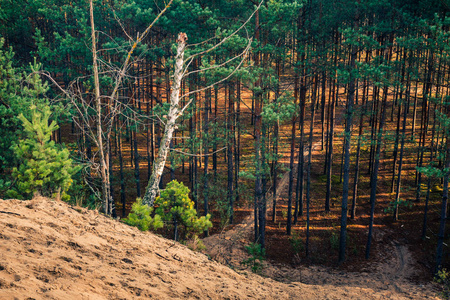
[154,180,212,241]
[8,106,80,200]
[0,39,62,195]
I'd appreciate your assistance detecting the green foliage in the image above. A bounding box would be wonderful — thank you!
[261,93,296,124]
[0,39,51,183]
[66,165,100,210]
[207,175,231,230]
[330,231,339,250]
[435,268,450,299]
[417,164,448,178]
[155,180,212,239]
[7,106,80,201]
[330,230,351,251]
[0,40,70,199]
[385,198,413,214]
[241,243,266,273]
[318,174,341,185]
[123,198,163,231]
[289,231,304,254]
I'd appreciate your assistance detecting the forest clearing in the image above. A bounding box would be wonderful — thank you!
[1,0,450,298]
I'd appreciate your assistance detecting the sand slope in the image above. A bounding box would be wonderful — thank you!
[0,197,439,299]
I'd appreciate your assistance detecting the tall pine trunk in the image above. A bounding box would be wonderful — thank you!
[339,35,357,263]
[366,85,388,259]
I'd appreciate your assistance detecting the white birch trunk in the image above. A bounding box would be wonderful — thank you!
[142,33,188,206]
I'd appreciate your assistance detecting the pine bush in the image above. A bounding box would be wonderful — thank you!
[155,180,212,240]
[123,198,163,231]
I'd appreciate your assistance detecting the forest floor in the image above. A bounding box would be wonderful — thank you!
[0,197,440,299]
[202,139,442,300]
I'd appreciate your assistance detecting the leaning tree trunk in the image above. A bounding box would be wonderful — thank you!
[142,33,187,206]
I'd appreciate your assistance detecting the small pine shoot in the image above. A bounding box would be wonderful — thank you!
[241,243,266,273]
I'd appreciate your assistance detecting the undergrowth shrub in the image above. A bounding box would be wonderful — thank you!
[185,235,207,252]
[290,231,304,254]
[241,243,266,273]
[155,180,212,241]
[123,198,163,231]
[330,231,339,250]
[125,180,212,242]
[435,268,450,299]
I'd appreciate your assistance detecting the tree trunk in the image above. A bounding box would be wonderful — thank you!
[325,79,336,212]
[339,38,357,263]
[305,76,316,258]
[254,10,263,246]
[134,126,141,198]
[351,76,366,220]
[142,33,187,206]
[393,54,411,221]
[228,82,234,224]
[203,88,210,237]
[422,101,437,239]
[90,0,111,214]
[234,81,241,213]
[118,127,126,217]
[366,85,388,259]
[213,85,218,180]
[295,81,306,220]
[435,110,450,273]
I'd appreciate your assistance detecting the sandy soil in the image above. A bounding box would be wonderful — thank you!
[0,196,439,299]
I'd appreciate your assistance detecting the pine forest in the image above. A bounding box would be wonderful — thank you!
[1,0,450,298]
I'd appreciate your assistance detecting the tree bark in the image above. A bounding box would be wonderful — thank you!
[339,39,357,263]
[90,0,111,214]
[366,85,388,259]
[142,33,187,206]
[305,76,316,258]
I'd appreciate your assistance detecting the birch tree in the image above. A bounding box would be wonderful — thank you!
[141,3,259,206]
[141,32,188,206]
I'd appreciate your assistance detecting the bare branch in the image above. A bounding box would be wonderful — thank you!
[171,146,227,157]
[180,39,251,102]
[185,0,263,60]
[112,10,134,42]
[109,0,173,103]
[183,38,252,78]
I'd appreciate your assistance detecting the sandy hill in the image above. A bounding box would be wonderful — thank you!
[0,197,439,299]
